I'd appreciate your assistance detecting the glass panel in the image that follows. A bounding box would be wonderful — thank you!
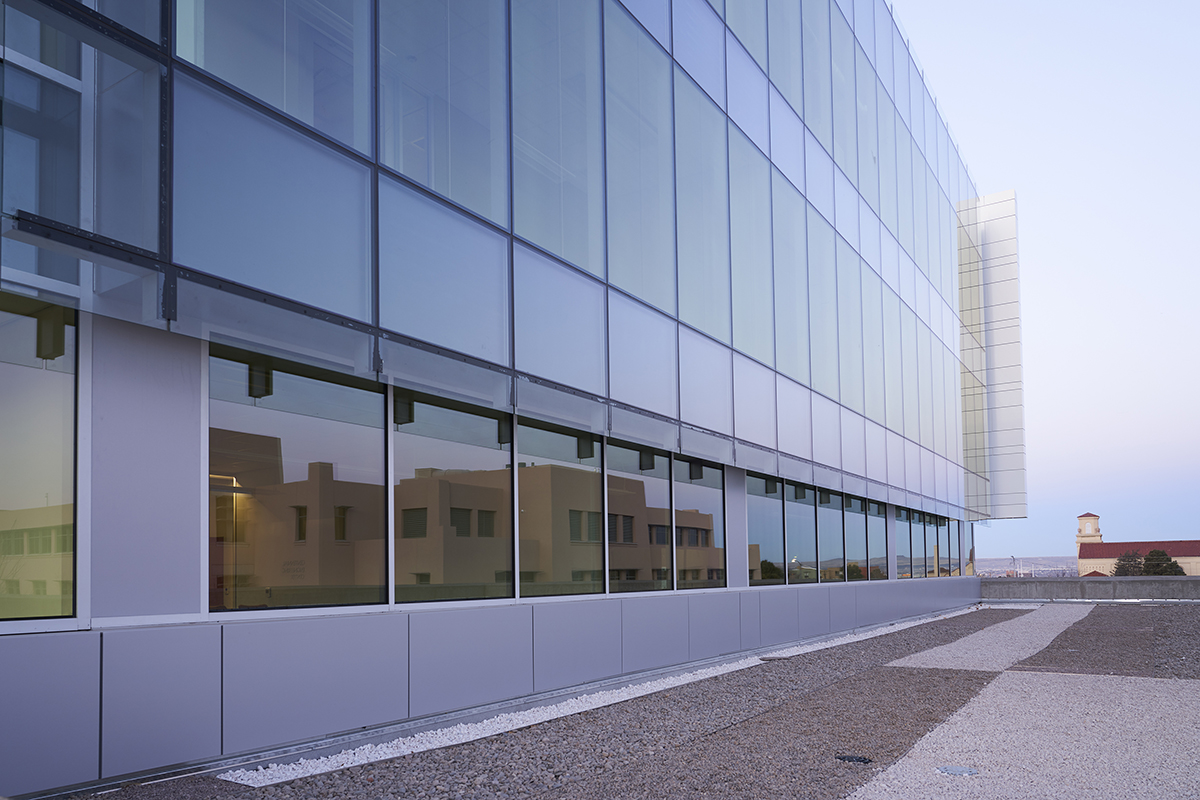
[675,68,730,343]
[836,239,863,414]
[816,488,843,581]
[727,0,766,67]
[773,171,808,384]
[678,326,732,435]
[513,245,605,395]
[801,0,831,152]
[877,83,898,236]
[900,303,919,439]
[807,204,838,400]
[729,126,773,364]
[844,494,866,581]
[379,177,509,365]
[734,354,775,447]
[937,515,949,577]
[379,0,508,224]
[867,500,886,579]
[512,0,604,275]
[917,320,933,449]
[393,392,513,602]
[862,265,885,424]
[896,119,914,256]
[769,88,803,189]
[894,506,910,578]
[518,420,603,596]
[829,7,855,184]
[883,285,903,433]
[747,474,783,585]
[767,0,801,113]
[174,75,371,321]
[672,0,724,108]
[911,510,927,578]
[725,32,768,153]
[608,290,677,418]
[674,458,725,589]
[208,354,386,611]
[607,443,671,592]
[0,295,75,620]
[619,0,670,49]
[856,45,878,211]
[605,0,676,312]
[2,1,160,281]
[176,0,372,153]
[784,482,816,583]
[965,521,974,576]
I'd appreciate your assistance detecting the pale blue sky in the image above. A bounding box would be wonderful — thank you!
[893,1,1200,557]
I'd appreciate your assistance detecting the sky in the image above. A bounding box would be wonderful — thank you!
[891,1,1200,558]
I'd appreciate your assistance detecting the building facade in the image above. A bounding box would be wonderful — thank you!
[0,0,1024,795]
[1076,514,1200,576]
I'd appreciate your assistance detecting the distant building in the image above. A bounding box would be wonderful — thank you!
[1075,513,1200,575]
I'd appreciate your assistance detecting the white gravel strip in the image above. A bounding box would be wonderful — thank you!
[888,602,1092,672]
[848,670,1200,800]
[218,604,993,787]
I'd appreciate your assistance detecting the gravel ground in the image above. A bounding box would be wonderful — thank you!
[848,670,1200,800]
[74,607,1026,800]
[1011,603,1200,679]
[887,602,1093,672]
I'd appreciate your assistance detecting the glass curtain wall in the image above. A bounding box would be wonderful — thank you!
[0,294,75,620]
[607,442,672,592]
[517,420,604,596]
[393,391,513,602]
[674,458,725,589]
[208,351,387,610]
[896,507,912,578]
[747,474,783,585]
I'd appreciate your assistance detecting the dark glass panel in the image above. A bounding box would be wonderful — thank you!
[607,442,671,593]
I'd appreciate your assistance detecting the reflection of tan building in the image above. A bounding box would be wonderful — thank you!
[0,504,74,618]
[210,437,725,606]
[1076,512,1200,576]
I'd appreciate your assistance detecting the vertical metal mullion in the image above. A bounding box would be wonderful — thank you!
[385,384,396,608]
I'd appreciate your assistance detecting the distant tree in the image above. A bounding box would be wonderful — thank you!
[846,562,865,580]
[1111,551,1143,577]
[1142,549,1186,576]
[760,560,784,580]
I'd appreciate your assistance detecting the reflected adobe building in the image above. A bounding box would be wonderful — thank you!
[0,0,1025,794]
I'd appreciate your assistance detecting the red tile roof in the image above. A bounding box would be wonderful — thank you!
[1077,512,1099,518]
[1078,541,1200,559]
[1081,571,1107,577]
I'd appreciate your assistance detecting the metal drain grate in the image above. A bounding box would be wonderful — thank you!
[836,755,873,764]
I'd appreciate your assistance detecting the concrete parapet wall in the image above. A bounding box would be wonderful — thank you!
[982,576,1200,601]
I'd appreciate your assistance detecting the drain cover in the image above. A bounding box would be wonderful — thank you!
[937,765,978,776]
[836,755,873,764]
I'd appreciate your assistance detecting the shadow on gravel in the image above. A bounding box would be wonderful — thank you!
[1011,604,1200,679]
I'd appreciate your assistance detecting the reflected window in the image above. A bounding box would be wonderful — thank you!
[518,420,603,597]
[844,495,867,581]
[608,443,672,593]
[817,489,844,581]
[2,2,160,282]
[176,0,372,153]
[747,474,783,586]
[868,501,888,579]
[0,294,76,620]
[674,458,725,589]
[785,483,817,584]
[208,350,386,611]
[394,391,513,602]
